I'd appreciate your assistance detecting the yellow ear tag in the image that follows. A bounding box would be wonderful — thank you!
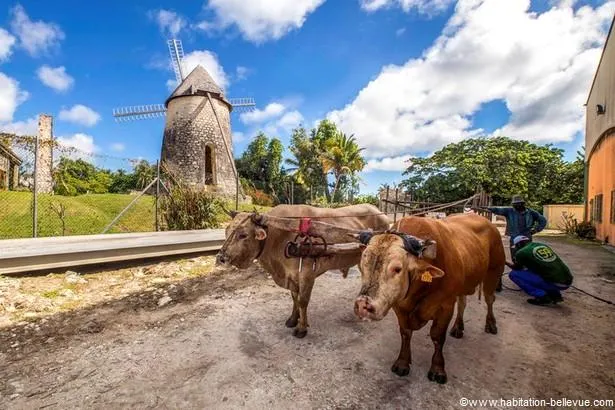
[421,272,433,283]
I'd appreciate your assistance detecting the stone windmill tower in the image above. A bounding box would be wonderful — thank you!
[113,39,255,203]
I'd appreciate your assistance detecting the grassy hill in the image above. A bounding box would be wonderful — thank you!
[0,192,156,239]
[0,191,271,239]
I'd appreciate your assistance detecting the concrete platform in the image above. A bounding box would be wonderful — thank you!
[0,230,226,275]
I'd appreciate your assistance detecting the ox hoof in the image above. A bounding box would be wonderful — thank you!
[485,322,498,335]
[427,370,447,384]
[449,327,464,339]
[391,362,410,377]
[285,317,299,328]
[293,328,308,338]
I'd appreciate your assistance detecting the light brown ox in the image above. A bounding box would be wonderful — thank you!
[353,213,505,384]
[216,204,390,338]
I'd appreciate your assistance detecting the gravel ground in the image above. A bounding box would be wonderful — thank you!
[0,235,614,409]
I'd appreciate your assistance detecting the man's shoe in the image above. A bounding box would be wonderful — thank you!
[549,293,563,303]
[527,295,553,306]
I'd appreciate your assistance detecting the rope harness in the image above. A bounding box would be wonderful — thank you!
[222,194,478,273]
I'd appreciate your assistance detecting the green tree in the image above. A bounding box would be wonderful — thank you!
[286,120,359,203]
[109,169,137,193]
[320,132,366,203]
[235,132,285,201]
[286,126,325,201]
[400,137,584,208]
[133,160,156,189]
[53,158,112,196]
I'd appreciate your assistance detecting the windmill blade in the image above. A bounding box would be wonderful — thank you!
[168,39,185,84]
[228,97,256,113]
[112,104,167,122]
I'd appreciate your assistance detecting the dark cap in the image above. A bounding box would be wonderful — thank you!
[511,195,525,205]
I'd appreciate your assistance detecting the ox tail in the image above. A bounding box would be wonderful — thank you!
[478,284,482,301]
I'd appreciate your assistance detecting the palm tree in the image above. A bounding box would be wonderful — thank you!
[320,132,366,203]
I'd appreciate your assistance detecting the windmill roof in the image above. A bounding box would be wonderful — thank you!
[165,65,230,107]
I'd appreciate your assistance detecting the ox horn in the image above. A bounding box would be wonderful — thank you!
[349,230,376,245]
[251,212,266,225]
[221,204,239,218]
[400,235,437,259]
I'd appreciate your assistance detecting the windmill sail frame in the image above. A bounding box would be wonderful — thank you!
[112,38,255,122]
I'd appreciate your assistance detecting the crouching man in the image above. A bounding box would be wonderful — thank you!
[507,235,573,306]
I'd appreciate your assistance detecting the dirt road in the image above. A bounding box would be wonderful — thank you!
[1,236,614,409]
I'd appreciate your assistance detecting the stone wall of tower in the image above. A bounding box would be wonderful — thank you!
[36,114,54,194]
[161,95,237,198]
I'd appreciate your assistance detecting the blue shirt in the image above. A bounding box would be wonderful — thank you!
[487,207,547,242]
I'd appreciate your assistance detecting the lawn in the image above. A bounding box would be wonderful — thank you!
[0,191,272,239]
[0,191,157,239]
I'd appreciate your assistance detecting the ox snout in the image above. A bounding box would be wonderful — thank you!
[215,252,228,266]
[354,295,379,321]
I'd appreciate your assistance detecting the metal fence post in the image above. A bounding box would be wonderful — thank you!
[155,160,160,231]
[32,133,39,238]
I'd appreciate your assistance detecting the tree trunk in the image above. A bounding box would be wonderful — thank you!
[322,171,331,202]
[330,174,341,204]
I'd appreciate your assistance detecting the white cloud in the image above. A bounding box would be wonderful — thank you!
[166,78,179,92]
[239,100,304,137]
[0,72,28,123]
[328,0,615,162]
[0,115,37,136]
[360,0,455,15]
[240,102,286,124]
[58,105,101,127]
[201,0,326,43]
[232,131,245,143]
[181,50,229,89]
[37,65,74,92]
[395,27,406,37]
[149,9,186,37]
[364,155,410,172]
[10,4,64,56]
[276,110,304,131]
[0,28,16,63]
[56,133,99,160]
[110,143,125,152]
[235,66,250,81]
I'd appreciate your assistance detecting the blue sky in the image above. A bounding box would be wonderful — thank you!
[0,0,613,194]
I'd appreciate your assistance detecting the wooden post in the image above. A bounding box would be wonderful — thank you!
[385,187,390,217]
[393,188,399,224]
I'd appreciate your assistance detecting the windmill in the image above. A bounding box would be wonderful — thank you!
[112,39,255,207]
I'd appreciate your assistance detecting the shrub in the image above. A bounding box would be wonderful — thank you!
[248,188,274,207]
[558,213,596,240]
[575,221,596,240]
[160,167,224,230]
[353,194,379,206]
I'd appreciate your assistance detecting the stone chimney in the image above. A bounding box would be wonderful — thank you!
[35,114,54,193]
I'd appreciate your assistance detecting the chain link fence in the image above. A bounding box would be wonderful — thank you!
[0,132,160,240]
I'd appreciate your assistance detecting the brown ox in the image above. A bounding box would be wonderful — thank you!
[354,213,505,384]
[216,204,390,338]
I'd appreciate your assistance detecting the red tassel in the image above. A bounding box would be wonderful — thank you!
[298,217,312,235]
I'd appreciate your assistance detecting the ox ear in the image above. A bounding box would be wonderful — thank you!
[418,263,445,283]
[254,227,267,241]
[355,230,374,246]
[420,239,437,260]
